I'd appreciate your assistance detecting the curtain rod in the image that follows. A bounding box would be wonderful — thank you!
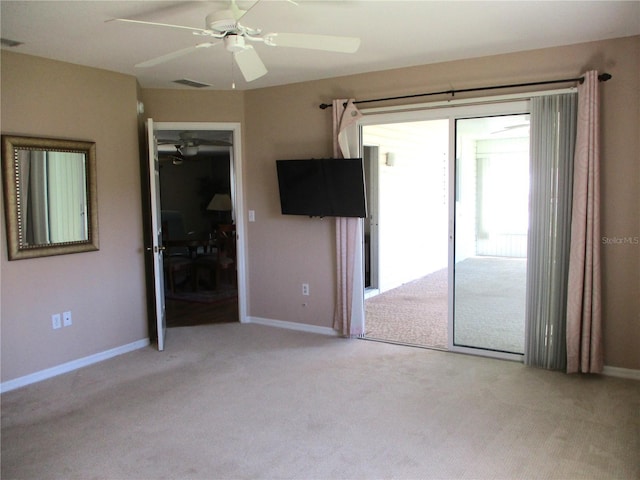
[318,73,612,109]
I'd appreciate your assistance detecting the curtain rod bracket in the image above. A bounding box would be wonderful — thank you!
[318,72,612,109]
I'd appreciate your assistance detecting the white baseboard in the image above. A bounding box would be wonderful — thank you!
[243,320,640,380]
[245,316,339,337]
[2,332,634,394]
[0,338,151,394]
[602,365,640,381]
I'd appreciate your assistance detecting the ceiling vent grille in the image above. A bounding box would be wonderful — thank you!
[173,78,211,88]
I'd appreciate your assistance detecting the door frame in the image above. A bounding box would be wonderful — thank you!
[363,145,380,297]
[148,121,248,331]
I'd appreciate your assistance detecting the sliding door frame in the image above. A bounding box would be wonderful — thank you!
[448,102,530,362]
[358,97,536,361]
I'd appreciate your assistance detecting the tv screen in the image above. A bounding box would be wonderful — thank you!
[276,158,367,218]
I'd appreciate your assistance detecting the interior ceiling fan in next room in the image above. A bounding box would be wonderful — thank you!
[109,0,361,83]
[158,131,232,161]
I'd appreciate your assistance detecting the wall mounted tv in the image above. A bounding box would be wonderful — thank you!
[276,158,367,218]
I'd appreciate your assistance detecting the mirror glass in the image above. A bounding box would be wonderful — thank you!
[2,135,99,260]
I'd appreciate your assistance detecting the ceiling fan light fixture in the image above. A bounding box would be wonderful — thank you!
[179,145,199,156]
[224,34,246,53]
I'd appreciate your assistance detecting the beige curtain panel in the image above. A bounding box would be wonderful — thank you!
[566,70,604,374]
[332,99,365,337]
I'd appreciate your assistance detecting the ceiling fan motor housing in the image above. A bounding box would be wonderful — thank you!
[206,11,237,33]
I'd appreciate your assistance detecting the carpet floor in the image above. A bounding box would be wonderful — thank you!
[2,324,638,479]
[454,256,526,353]
[365,256,526,353]
[365,267,448,349]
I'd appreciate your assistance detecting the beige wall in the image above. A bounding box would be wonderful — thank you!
[140,88,244,123]
[1,35,638,384]
[1,52,147,382]
[243,36,640,369]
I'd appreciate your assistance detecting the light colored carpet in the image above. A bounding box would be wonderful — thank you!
[365,268,448,349]
[365,256,526,353]
[2,324,638,479]
[454,256,527,353]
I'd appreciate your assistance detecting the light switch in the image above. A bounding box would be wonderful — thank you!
[248,210,255,222]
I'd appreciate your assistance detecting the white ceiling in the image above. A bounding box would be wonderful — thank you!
[1,1,639,91]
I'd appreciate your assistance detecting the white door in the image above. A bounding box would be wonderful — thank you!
[146,118,167,350]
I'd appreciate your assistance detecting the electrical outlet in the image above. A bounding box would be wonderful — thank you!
[52,313,62,330]
[302,283,309,296]
[63,311,72,327]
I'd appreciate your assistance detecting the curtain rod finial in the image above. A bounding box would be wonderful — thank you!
[599,73,612,82]
[319,103,331,109]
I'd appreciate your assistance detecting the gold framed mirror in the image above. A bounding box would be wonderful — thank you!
[2,135,99,260]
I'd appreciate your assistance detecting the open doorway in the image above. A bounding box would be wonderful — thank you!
[155,128,239,328]
[362,119,449,349]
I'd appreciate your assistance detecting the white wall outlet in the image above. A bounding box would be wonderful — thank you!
[248,210,255,222]
[52,313,62,330]
[302,283,310,296]
[63,311,72,327]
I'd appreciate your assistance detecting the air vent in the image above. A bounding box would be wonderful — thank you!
[173,78,211,88]
[1,38,24,48]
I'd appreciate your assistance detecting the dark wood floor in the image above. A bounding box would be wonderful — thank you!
[165,297,238,328]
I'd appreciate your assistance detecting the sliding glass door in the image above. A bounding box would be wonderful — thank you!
[358,100,532,359]
[453,114,530,355]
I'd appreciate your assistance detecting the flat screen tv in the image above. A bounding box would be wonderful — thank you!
[276,158,367,218]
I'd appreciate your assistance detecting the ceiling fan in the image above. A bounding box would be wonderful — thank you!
[157,131,232,157]
[110,0,361,83]
[160,148,185,166]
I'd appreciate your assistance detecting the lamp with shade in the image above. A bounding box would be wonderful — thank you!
[207,193,233,226]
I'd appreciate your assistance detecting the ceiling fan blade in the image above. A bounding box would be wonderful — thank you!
[234,46,267,82]
[107,17,207,34]
[157,138,232,146]
[196,139,233,146]
[264,33,360,53]
[135,42,217,68]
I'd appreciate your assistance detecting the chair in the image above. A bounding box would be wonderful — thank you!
[161,217,194,294]
[215,224,237,287]
[194,224,236,290]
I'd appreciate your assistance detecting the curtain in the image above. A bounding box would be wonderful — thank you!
[26,150,51,245]
[566,71,603,374]
[332,99,366,337]
[525,93,577,370]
